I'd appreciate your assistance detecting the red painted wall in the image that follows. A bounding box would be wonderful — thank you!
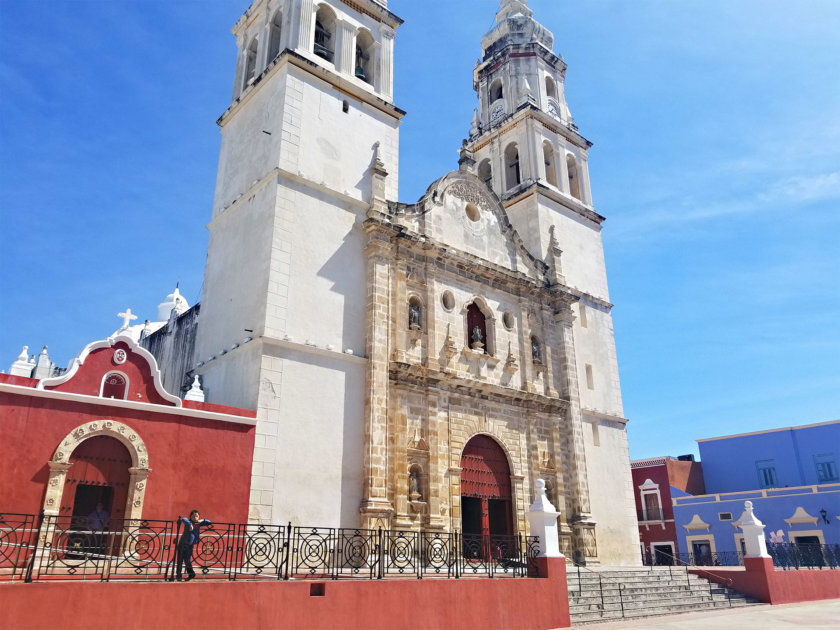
[665,459,705,495]
[0,343,255,525]
[0,560,570,630]
[691,558,840,604]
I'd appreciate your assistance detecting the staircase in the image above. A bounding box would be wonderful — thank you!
[566,565,762,625]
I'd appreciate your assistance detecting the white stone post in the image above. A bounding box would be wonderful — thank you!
[527,478,563,557]
[739,500,770,558]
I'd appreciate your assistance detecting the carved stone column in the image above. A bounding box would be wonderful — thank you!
[126,467,152,523]
[553,302,598,564]
[44,461,73,516]
[360,225,394,529]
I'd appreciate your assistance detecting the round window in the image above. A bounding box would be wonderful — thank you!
[465,203,480,222]
[441,291,455,311]
[502,311,514,330]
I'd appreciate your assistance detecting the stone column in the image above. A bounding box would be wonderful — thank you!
[294,0,315,54]
[558,144,571,195]
[379,27,395,99]
[335,20,355,74]
[258,22,272,71]
[360,226,394,529]
[579,154,593,206]
[126,467,151,523]
[233,45,249,101]
[44,461,73,516]
[553,304,598,564]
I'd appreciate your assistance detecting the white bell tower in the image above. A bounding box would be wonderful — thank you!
[194,0,404,525]
[463,0,631,562]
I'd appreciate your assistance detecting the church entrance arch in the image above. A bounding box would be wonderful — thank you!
[459,435,513,553]
[59,436,132,524]
[43,421,151,524]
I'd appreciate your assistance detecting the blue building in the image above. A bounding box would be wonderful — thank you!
[672,420,840,563]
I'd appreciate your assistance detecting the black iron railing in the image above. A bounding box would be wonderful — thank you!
[0,513,539,583]
[768,543,840,570]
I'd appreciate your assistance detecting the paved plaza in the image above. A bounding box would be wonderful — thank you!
[569,599,840,629]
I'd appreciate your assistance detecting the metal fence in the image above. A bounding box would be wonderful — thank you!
[0,513,539,583]
[640,544,840,570]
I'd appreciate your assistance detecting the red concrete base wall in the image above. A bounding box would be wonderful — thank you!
[0,559,570,630]
[691,557,840,604]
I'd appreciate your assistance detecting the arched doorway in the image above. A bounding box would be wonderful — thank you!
[59,436,132,525]
[460,435,513,548]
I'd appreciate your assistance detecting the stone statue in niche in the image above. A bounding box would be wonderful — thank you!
[532,338,542,364]
[409,302,421,330]
[409,468,422,501]
[471,326,484,350]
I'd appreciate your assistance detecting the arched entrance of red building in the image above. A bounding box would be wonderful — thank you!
[59,436,132,526]
[460,435,513,557]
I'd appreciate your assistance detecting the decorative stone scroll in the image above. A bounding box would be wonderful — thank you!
[446,181,492,210]
[43,420,151,521]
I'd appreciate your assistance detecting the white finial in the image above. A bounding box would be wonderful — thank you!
[527,478,563,558]
[117,308,138,330]
[184,375,205,402]
[17,346,28,362]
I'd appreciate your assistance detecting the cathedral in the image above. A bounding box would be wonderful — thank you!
[4,0,640,565]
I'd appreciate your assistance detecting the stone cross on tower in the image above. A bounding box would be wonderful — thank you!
[117,308,138,331]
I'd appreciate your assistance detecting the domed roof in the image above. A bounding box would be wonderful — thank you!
[157,286,190,321]
[481,0,554,59]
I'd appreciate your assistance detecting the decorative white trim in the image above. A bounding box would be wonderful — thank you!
[37,334,182,407]
[683,514,711,531]
[0,383,257,426]
[784,506,819,526]
[100,371,129,399]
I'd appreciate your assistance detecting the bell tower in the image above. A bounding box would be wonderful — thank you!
[194,0,404,525]
[463,0,630,563]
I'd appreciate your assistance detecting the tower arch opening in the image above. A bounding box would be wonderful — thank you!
[355,28,375,84]
[314,5,336,63]
[267,10,283,62]
[478,158,492,189]
[243,37,258,90]
[545,75,557,101]
[489,79,504,103]
[504,143,521,190]
[543,140,558,187]
[566,153,581,200]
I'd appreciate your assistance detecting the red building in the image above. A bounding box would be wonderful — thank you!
[0,335,256,525]
[630,456,705,564]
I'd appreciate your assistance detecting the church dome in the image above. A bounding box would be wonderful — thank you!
[157,286,190,321]
[481,0,554,59]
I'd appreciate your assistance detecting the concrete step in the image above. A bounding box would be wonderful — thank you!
[566,565,762,625]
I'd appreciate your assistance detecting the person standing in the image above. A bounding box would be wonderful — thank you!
[175,509,210,581]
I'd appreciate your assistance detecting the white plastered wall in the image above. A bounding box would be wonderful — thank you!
[582,412,641,565]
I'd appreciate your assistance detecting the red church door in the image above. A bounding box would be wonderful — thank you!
[60,436,132,526]
[460,435,513,558]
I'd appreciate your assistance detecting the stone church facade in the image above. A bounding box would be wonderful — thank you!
[154,0,638,564]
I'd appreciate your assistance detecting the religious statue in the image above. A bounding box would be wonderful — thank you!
[409,302,421,330]
[470,325,484,350]
[532,337,542,364]
[409,468,422,501]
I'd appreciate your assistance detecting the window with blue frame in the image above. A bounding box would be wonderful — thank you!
[814,454,838,483]
[756,460,777,488]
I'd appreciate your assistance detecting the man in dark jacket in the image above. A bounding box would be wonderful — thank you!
[175,509,211,581]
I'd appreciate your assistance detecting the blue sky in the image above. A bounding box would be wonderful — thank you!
[1,1,838,460]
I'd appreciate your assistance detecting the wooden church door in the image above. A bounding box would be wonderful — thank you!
[460,435,513,557]
[59,436,132,526]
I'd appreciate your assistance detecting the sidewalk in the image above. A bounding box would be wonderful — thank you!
[569,599,840,629]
